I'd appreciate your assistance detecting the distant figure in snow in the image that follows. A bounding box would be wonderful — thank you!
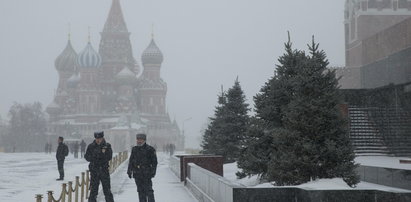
[49,143,52,154]
[45,142,49,154]
[73,141,79,158]
[56,136,69,181]
[80,139,86,158]
[169,143,175,156]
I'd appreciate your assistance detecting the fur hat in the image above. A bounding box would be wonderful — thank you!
[136,133,146,140]
[94,131,104,138]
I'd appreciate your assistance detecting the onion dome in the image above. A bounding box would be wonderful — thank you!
[55,40,77,71]
[115,66,137,83]
[141,39,163,65]
[77,42,102,68]
[67,73,81,88]
[46,101,62,115]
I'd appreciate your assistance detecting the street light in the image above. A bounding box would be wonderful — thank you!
[182,117,192,137]
[181,117,192,150]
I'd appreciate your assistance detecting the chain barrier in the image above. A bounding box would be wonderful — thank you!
[35,151,128,202]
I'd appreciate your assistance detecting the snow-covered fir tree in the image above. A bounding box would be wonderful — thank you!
[238,35,359,187]
[277,38,358,186]
[201,87,227,157]
[201,79,250,163]
[237,34,304,179]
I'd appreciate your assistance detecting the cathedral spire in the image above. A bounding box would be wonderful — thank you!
[151,23,154,39]
[103,0,128,33]
[88,26,91,42]
[68,23,71,41]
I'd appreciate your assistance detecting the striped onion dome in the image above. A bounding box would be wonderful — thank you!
[141,39,163,65]
[67,73,81,88]
[55,40,77,71]
[115,66,137,83]
[77,42,102,68]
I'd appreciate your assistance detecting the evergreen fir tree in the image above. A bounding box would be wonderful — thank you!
[236,117,270,178]
[201,88,227,155]
[201,79,250,163]
[238,33,304,178]
[254,32,300,129]
[238,34,359,187]
[276,37,358,186]
[222,78,250,162]
[265,47,317,185]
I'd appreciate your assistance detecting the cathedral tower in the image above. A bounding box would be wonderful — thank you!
[138,36,167,120]
[99,0,139,112]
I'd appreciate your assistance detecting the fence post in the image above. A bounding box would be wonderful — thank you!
[37,152,128,202]
[67,181,73,202]
[75,176,80,202]
[47,191,53,202]
[35,194,43,202]
[81,172,85,202]
[61,183,67,202]
[85,170,90,199]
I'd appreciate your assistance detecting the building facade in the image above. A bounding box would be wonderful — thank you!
[46,0,183,152]
[338,0,411,89]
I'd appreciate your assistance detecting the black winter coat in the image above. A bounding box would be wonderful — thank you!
[127,143,157,179]
[84,140,113,171]
[56,142,69,160]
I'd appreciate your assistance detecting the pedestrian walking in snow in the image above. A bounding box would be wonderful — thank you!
[85,131,114,202]
[80,139,86,158]
[56,136,69,181]
[45,142,49,154]
[127,133,158,202]
[73,141,79,158]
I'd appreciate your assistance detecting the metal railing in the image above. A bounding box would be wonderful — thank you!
[35,151,128,202]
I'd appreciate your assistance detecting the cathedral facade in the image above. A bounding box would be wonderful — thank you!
[46,0,183,151]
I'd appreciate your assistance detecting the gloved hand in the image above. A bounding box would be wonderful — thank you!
[127,171,132,179]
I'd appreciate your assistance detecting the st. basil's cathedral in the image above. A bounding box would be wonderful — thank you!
[45,0,183,151]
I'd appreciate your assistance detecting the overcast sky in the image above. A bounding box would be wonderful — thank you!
[0,0,345,148]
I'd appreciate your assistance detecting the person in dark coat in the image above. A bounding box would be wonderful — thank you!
[73,141,79,159]
[45,142,49,154]
[85,131,114,202]
[48,143,53,154]
[127,133,158,202]
[56,136,69,181]
[80,140,86,158]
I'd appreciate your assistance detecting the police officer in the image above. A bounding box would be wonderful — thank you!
[85,131,114,202]
[127,133,158,202]
[56,136,68,181]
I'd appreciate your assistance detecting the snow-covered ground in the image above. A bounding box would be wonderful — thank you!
[0,152,89,202]
[224,161,411,192]
[0,152,197,202]
[356,156,411,170]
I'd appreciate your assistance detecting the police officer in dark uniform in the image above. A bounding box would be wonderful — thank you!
[127,133,158,202]
[56,136,69,181]
[85,131,114,202]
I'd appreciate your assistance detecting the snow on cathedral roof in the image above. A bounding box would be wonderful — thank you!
[115,66,137,83]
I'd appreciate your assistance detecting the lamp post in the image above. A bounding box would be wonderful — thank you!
[182,117,192,136]
[181,117,192,150]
